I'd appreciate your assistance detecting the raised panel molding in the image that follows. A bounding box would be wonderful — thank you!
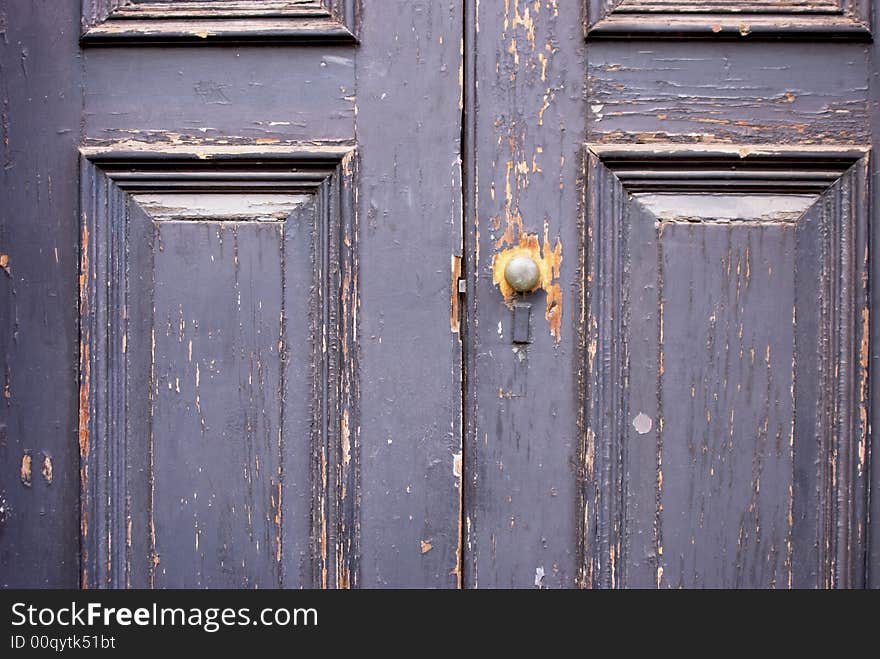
[81,0,357,44]
[586,0,872,39]
[580,145,870,588]
[79,145,359,588]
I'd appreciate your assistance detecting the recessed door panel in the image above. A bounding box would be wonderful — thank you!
[584,147,869,588]
[79,153,358,588]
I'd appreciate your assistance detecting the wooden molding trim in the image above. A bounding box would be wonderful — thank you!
[586,0,872,40]
[79,146,359,588]
[579,145,870,588]
[81,0,358,44]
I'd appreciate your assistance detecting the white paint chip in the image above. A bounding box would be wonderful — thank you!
[534,566,545,588]
[322,55,354,67]
[633,412,653,435]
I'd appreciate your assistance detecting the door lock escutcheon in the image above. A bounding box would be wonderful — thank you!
[503,256,540,345]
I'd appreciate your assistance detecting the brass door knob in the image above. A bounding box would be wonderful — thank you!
[504,255,540,293]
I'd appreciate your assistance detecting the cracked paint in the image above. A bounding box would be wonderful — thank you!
[492,227,562,342]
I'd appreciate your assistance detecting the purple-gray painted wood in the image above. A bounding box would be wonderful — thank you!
[2,0,878,590]
[0,0,82,588]
[587,42,870,146]
[83,47,356,145]
[584,148,869,588]
[79,153,359,589]
[150,218,287,588]
[77,0,464,588]
[356,0,464,588]
[464,0,586,588]
[586,0,872,39]
[80,1,357,43]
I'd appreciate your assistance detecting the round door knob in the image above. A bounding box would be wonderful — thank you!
[504,255,541,293]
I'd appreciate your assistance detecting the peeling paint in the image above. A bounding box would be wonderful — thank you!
[20,452,32,487]
[41,453,53,484]
[341,409,350,467]
[632,413,653,435]
[858,306,869,476]
[79,221,90,461]
[450,255,462,333]
[534,565,545,587]
[79,216,91,588]
[492,227,562,342]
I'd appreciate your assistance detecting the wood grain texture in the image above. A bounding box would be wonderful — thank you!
[588,42,870,146]
[355,0,464,587]
[79,149,359,588]
[0,0,82,588]
[83,45,355,147]
[659,221,795,588]
[5,0,877,591]
[587,0,872,39]
[81,0,357,43]
[464,0,586,588]
[79,0,464,589]
[150,218,288,588]
[583,147,869,588]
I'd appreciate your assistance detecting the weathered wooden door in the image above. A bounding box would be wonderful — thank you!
[463,0,878,588]
[2,0,464,589]
[2,1,878,589]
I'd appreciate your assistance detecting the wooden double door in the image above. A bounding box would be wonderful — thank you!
[1,0,878,588]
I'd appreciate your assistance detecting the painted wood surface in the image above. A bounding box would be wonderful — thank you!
[356,0,464,588]
[81,0,357,42]
[3,0,463,589]
[587,0,871,37]
[466,1,873,588]
[1,0,878,589]
[870,0,880,589]
[584,148,869,588]
[78,153,359,588]
[464,0,586,588]
[0,0,83,588]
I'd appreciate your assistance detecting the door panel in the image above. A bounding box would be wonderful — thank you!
[76,0,465,588]
[579,9,874,587]
[584,147,869,588]
[587,42,871,147]
[79,153,357,588]
[354,2,464,588]
[82,47,355,145]
[2,1,464,588]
